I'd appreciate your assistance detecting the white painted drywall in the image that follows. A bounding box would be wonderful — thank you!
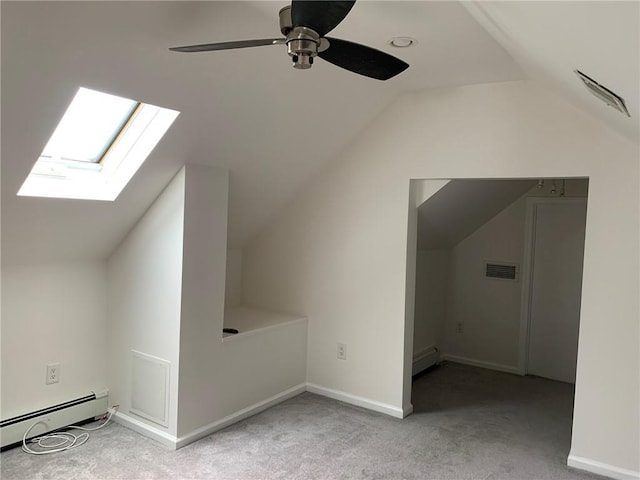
[414,179,588,371]
[242,81,639,473]
[413,250,449,357]
[1,262,107,419]
[176,165,307,438]
[444,194,527,368]
[224,307,304,333]
[527,199,587,383]
[402,179,450,412]
[176,164,228,436]
[417,179,535,250]
[106,167,185,436]
[225,249,243,309]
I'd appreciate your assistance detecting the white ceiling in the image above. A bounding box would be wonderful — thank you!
[464,1,639,143]
[1,1,636,265]
[417,179,536,250]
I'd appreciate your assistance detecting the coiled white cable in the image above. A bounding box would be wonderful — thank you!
[22,405,118,455]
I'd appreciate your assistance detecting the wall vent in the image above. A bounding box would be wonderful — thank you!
[485,262,518,281]
[575,70,630,117]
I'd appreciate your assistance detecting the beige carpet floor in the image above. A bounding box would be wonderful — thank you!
[0,362,606,479]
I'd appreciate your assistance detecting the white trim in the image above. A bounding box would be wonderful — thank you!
[412,345,439,376]
[517,197,537,375]
[117,382,410,450]
[441,354,520,375]
[18,88,179,202]
[175,383,306,449]
[306,383,404,419]
[518,197,588,376]
[568,454,640,480]
[130,350,171,428]
[114,411,177,449]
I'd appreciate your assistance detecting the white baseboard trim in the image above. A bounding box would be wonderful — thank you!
[440,354,520,375]
[568,454,640,480]
[413,345,439,376]
[175,383,307,449]
[117,382,408,450]
[114,412,177,449]
[306,383,404,419]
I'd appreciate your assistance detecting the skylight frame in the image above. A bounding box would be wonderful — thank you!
[92,101,143,165]
[18,87,179,201]
[40,88,142,165]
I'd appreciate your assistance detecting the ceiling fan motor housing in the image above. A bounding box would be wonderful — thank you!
[279,6,293,35]
[280,6,322,69]
[287,27,320,69]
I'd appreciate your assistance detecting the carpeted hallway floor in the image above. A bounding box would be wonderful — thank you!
[1,362,606,479]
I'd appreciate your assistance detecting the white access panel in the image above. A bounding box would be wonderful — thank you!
[131,351,170,427]
[527,200,587,383]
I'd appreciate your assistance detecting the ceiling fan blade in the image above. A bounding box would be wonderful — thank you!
[170,38,285,53]
[319,38,409,80]
[291,1,356,37]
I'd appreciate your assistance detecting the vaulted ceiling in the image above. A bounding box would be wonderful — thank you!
[1,1,637,265]
[417,180,537,250]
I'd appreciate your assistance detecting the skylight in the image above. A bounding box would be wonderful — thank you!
[18,87,179,201]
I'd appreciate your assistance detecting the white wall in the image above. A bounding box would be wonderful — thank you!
[415,180,589,371]
[106,168,185,437]
[437,179,589,370]
[242,81,639,474]
[225,249,243,309]
[1,262,107,419]
[176,165,307,438]
[105,164,307,445]
[176,164,229,436]
[444,194,527,369]
[413,250,449,356]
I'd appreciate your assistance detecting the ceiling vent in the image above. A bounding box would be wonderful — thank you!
[575,70,630,117]
[485,262,518,281]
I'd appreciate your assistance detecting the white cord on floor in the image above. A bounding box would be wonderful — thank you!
[22,405,118,455]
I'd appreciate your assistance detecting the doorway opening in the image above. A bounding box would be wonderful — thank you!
[405,177,589,460]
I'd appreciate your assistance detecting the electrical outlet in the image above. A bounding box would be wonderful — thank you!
[46,363,60,384]
[337,343,347,360]
[456,322,464,334]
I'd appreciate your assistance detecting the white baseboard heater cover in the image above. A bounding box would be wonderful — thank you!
[413,346,439,376]
[0,389,108,450]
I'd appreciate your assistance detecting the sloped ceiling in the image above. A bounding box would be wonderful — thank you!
[417,180,536,250]
[0,1,523,265]
[464,1,639,144]
[1,1,636,266]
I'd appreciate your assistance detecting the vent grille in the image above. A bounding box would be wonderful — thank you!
[485,262,518,281]
[575,70,630,117]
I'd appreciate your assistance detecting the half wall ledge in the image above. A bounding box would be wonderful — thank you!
[223,306,307,341]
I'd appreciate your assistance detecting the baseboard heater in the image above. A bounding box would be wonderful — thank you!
[413,346,439,376]
[0,389,108,451]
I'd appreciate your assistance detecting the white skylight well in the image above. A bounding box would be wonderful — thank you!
[18,87,179,201]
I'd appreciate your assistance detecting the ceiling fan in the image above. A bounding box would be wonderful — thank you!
[170,1,409,81]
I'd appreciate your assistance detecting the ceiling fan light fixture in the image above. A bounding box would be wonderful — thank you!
[388,36,417,48]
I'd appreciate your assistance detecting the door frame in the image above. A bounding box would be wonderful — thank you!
[516,196,588,375]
